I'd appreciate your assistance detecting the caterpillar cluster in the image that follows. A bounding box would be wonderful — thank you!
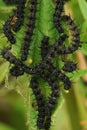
[53,0,81,55]
[1,37,71,129]
[21,0,38,61]
[3,0,26,44]
[1,0,84,130]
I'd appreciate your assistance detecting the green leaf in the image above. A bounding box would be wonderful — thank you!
[0,62,9,84]
[79,21,87,55]
[78,0,87,20]
[68,69,87,80]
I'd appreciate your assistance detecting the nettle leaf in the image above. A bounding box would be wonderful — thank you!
[80,21,87,55]
[0,61,9,83]
[67,69,87,80]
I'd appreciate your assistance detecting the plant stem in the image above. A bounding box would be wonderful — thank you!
[63,87,81,130]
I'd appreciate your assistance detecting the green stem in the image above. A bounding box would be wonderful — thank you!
[73,82,87,129]
[63,88,81,130]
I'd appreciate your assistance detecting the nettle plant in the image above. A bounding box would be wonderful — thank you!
[0,0,87,130]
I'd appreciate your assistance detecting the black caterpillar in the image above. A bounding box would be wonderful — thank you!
[10,65,24,77]
[41,36,49,60]
[3,0,26,44]
[53,0,68,34]
[21,0,38,61]
[12,0,26,32]
[56,15,80,54]
[62,61,77,72]
[30,77,46,129]
[1,48,36,74]
[53,1,81,55]
[45,64,71,90]
[3,17,16,44]
[45,82,60,130]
